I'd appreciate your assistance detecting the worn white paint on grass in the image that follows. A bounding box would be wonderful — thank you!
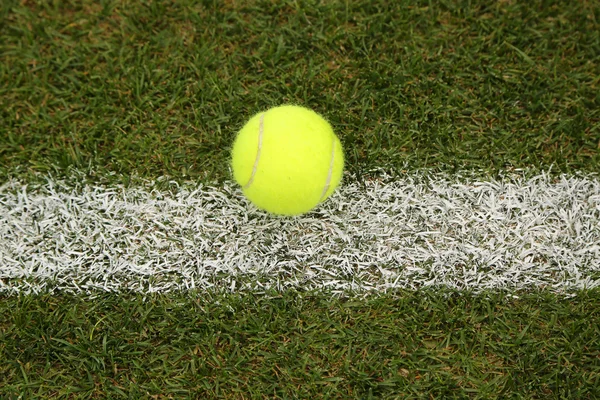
[1,172,600,295]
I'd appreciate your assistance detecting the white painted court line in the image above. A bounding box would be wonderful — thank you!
[1,172,599,295]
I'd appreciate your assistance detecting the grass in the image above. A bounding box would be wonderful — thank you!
[1,0,599,184]
[1,0,600,398]
[2,290,600,399]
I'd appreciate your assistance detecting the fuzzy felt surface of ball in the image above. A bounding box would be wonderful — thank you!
[231,105,344,216]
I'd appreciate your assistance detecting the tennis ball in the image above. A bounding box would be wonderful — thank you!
[231,105,344,216]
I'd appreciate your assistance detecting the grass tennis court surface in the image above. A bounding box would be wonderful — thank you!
[1,0,599,398]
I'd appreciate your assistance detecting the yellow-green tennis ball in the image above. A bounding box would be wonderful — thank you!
[231,105,344,216]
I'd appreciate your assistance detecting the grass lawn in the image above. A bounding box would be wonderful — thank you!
[1,0,599,398]
[2,290,600,398]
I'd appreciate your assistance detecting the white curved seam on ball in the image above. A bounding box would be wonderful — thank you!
[320,136,336,202]
[243,113,265,190]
